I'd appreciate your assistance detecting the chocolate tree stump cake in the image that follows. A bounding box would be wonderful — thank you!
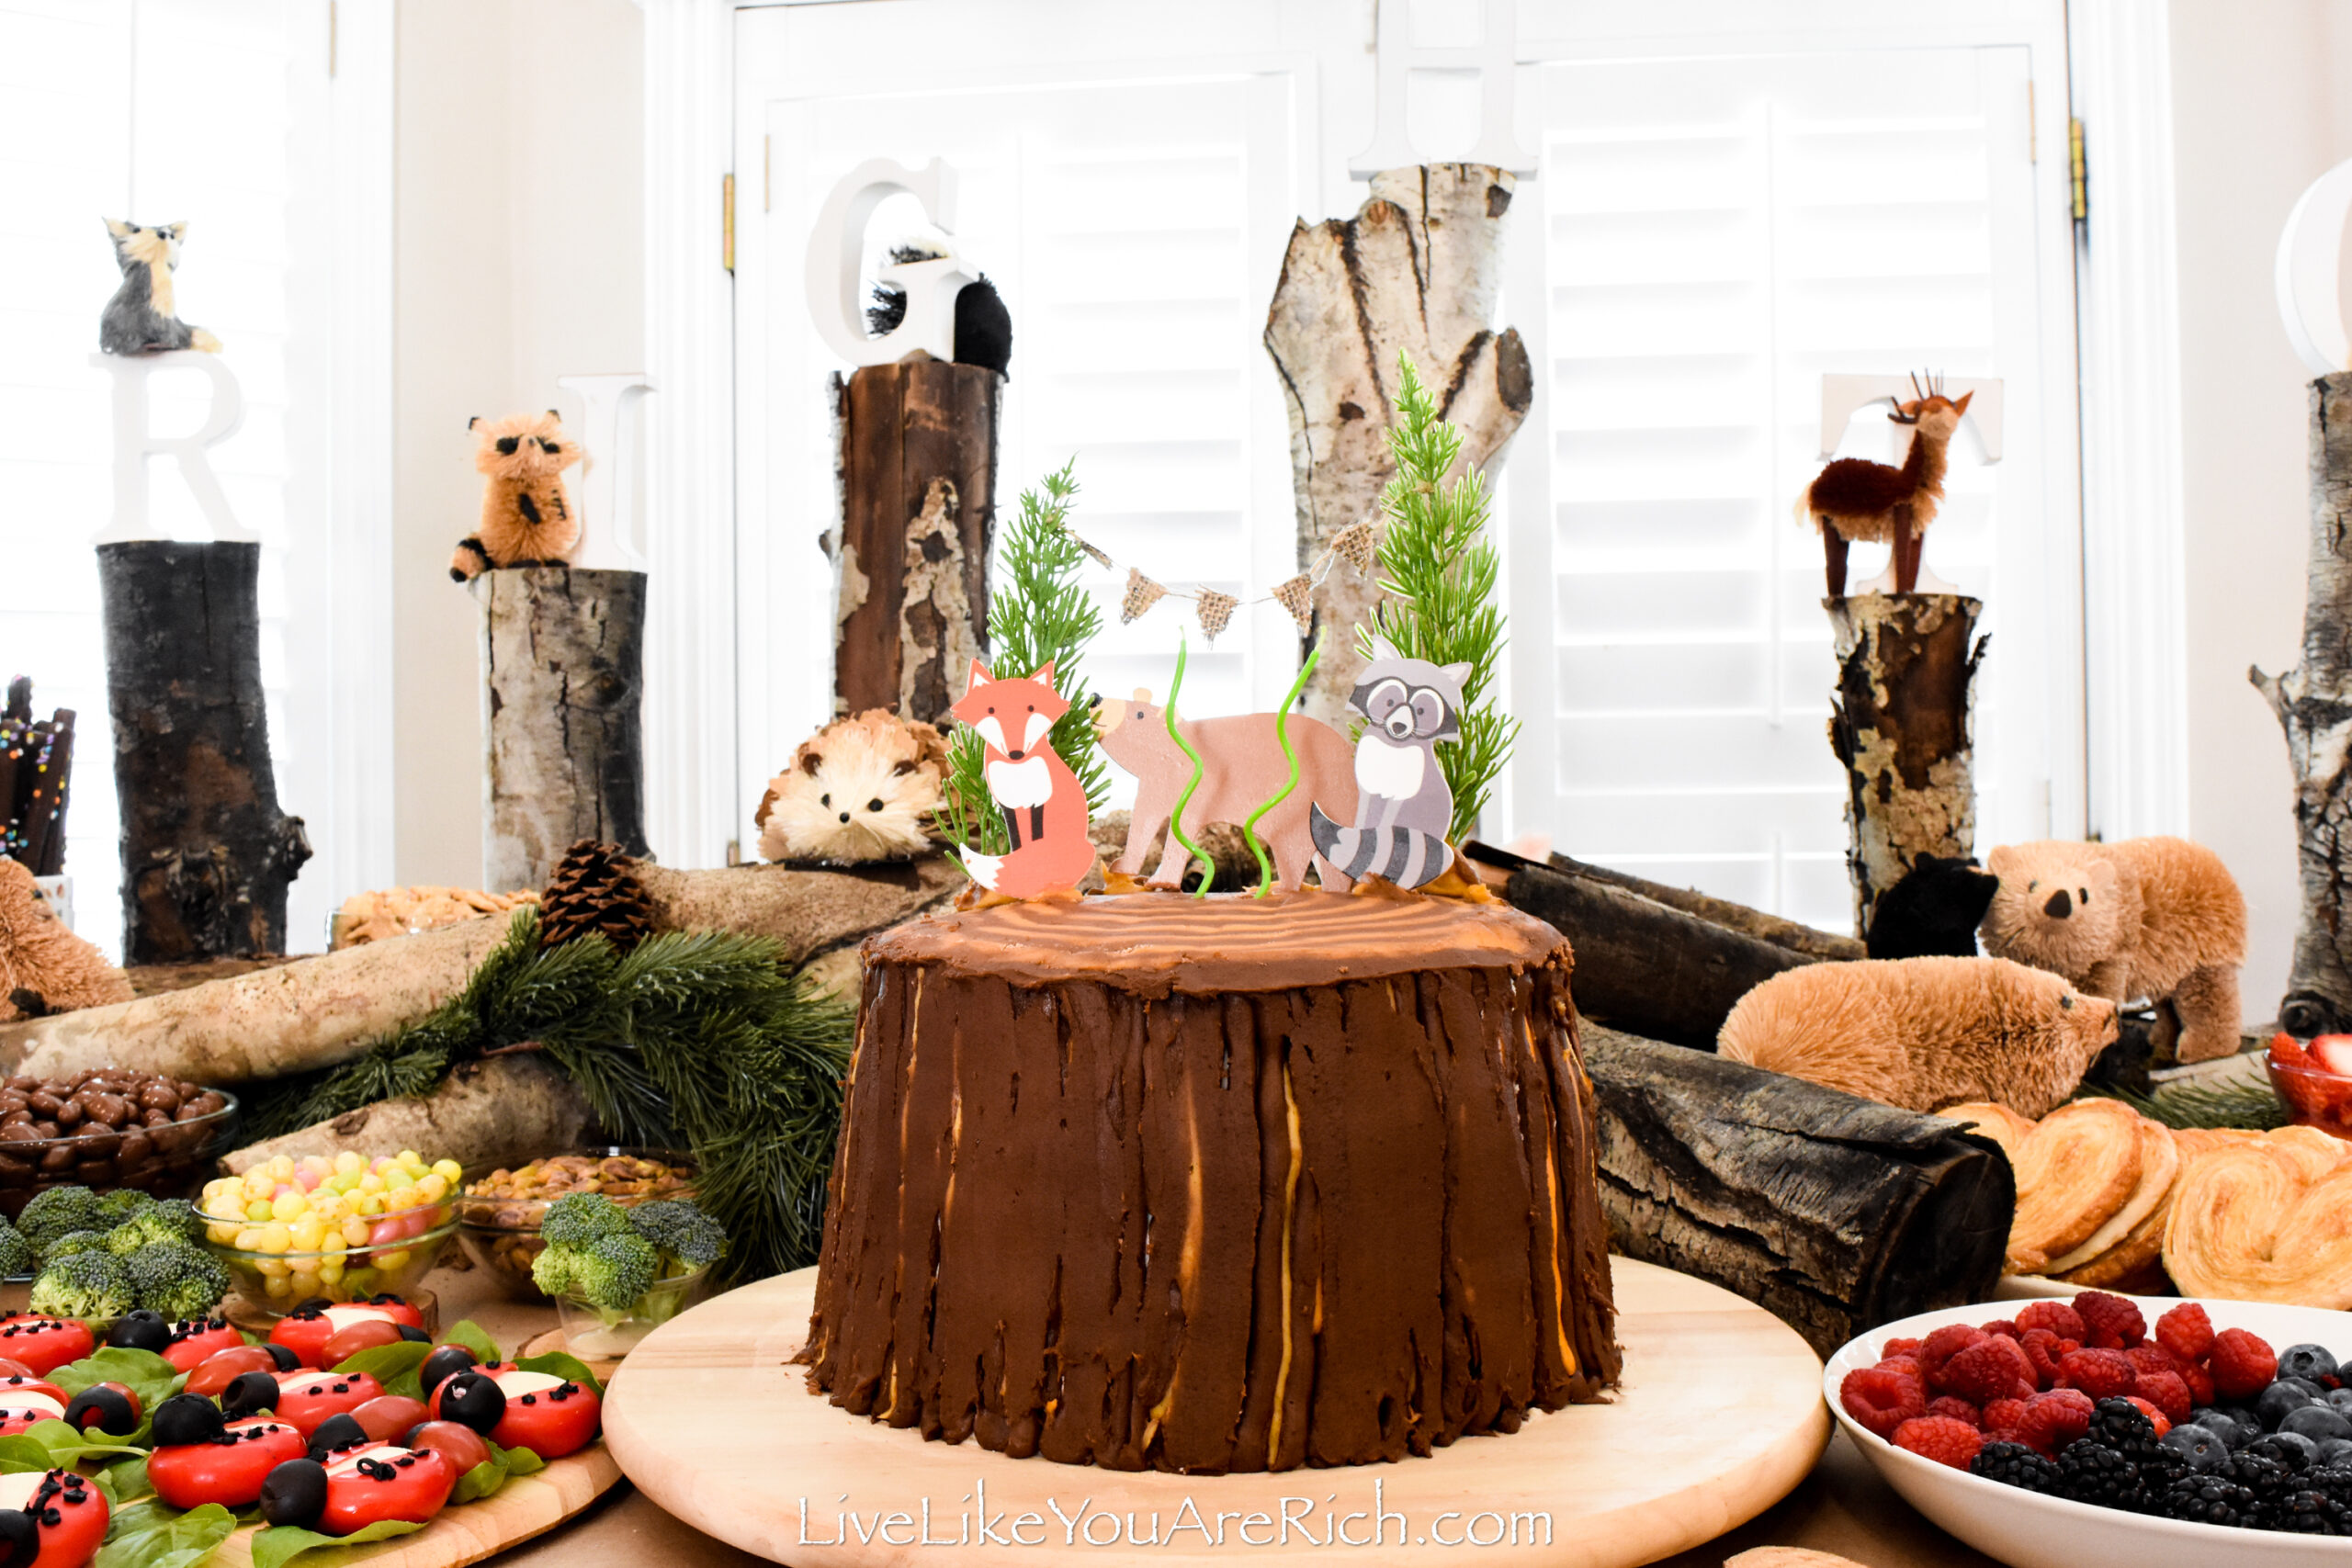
[800,888,1622,1474]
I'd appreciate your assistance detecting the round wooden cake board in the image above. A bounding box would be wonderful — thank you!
[522,1325,627,1387]
[604,1258,1831,1567]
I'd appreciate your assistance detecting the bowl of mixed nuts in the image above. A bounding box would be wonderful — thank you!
[456,1147,695,1300]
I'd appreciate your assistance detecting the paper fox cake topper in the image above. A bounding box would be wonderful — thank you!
[1309,639,1470,891]
[949,658,1095,897]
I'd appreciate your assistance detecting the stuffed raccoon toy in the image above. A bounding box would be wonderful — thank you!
[450,411,583,581]
[755,710,948,864]
[99,219,220,356]
[865,242,1013,378]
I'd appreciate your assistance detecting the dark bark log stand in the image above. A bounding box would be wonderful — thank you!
[475,566,649,893]
[826,355,1000,728]
[97,540,310,961]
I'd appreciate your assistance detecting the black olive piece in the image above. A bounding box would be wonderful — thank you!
[289,1299,334,1318]
[436,1371,507,1435]
[220,1370,280,1418]
[397,1325,430,1344]
[306,1413,369,1462]
[107,1313,169,1354]
[259,1458,328,1529]
[263,1343,301,1371]
[0,1509,35,1568]
[63,1385,137,1436]
[419,1345,478,1398]
[151,1393,226,1448]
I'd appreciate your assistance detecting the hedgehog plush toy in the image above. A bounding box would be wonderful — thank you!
[449,411,583,582]
[755,710,947,864]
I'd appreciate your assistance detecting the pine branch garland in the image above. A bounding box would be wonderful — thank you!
[2083,1077,2289,1131]
[1361,354,1519,840]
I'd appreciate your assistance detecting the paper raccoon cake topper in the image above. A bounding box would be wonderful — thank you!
[949,658,1095,897]
[1309,639,1471,891]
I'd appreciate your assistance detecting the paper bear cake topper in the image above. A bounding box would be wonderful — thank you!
[1308,639,1471,891]
[948,658,1095,898]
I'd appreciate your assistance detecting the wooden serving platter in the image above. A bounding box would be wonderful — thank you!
[605,1258,1831,1567]
[203,1444,621,1568]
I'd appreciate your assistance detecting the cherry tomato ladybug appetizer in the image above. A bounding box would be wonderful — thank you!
[268,1298,426,1369]
[351,1395,430,1443]
[104,1310,171,1355]
[0,1408,53,1438]
[402,1419,490,1477]
[0,1377,71,1436]
[234,1368,387,1438]
[427,1364,602,1460]
[0,1467,108,1568]
[0,1318,94,1377]
[417,1345,478,1399]
[147,1394,308,1511]
[156,1317,245,1371]
[61,1382,140,1437]
[261,1443,456,1537]
[185,1342,299,1397]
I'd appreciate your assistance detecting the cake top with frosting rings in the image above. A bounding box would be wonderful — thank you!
[865,887,1569,997]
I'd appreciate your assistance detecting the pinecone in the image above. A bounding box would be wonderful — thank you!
[537,840,655,950]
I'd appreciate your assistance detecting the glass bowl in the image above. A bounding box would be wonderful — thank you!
[0,1088,241,1221]
[2265,1056,2352,1139]
[457,1148,696,1302]
[551,1264,714,1359]
[205,1202,459,1316]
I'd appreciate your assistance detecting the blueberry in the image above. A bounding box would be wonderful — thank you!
[2331,1388,2352,1416]
[2282,1404,2352,1443]
[2315,1437,2352,1470]
[2278,1344,2341,1385]
[2280,1376,2327,1401]
[2191,1406,2257,1449]
[2251,1430,2320,1471]
[2258,1382,2324,1430]
[2161,1424,2231,1473]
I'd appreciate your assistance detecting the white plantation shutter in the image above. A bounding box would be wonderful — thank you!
[1520,47,2064,934]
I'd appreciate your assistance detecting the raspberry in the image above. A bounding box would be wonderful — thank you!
[2137,1369,2192,1425]
[1983,1396,2029,1437]
[2017,1388,2095,1454]
[1983,1318,2021,1340]
[2177,1359,2215,1405]
[1874,1355,1923,1382]
[1840,1366,1928,1440]
[2075,1291,2146,1349]
[2154,1302,2214,1363]
[2123,1395,2173,1438]
[2059,1347,2138,1400]
[2125,1344,2179,1379]
[1919,1324,1985,1388]
[1942,1337,2036,1404]
[2015,1300,2087,1341]
[1882,1337,1923,1359]
[1893,1415,1984,1470]
[1928,1395,1982,1427]
[2211,1327,2279,1402]
[2018,1327,2073,1389]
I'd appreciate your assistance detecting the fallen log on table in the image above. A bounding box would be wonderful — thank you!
[1487,851,1821,1048]
[1535,848,1863,963]
[634,855,962,964]
[1583,1023,2013,1357]
[222,1055,593,1177]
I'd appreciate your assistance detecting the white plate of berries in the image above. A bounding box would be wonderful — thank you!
[1826,1289,2352,1567]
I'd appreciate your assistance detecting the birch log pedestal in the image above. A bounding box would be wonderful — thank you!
[604,1258,1829,1568]
[474,567,650,892]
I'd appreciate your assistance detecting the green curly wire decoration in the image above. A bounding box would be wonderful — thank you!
[1163,636,1214,896]
[1240,639,1323,897]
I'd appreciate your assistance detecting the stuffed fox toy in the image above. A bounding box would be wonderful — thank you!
[449,412,583,581]
[99,220,220,356]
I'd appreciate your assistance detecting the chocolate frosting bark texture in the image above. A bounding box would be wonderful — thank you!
[803,891,1622,1473]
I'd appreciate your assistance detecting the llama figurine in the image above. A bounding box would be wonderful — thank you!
[1798,372,1973,597]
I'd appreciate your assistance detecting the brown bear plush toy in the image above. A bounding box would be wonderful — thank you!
[1978,836,2245,1064]
[449,411,583,581]
[1717,955,2119,1117]
[0,859,133,1022]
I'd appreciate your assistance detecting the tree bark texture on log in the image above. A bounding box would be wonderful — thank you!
[1498,857,1822,1048]
[221,1054,593,1177]
[1539,848,1865,963]
[98,541,311,962]
[1263,164,1533,725]
[2255,372,2352,1036]
[826,356,1000,728]
[1826,592,1986,939]
[1583,1024,2015,1356]
[474,567,649,893]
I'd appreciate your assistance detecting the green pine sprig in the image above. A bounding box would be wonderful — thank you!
[1360,354,1519,840]
[936,460,1110,858]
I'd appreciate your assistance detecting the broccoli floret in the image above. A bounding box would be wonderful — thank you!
[127,1201,203,1248]
[95,1189,151,1224]
[529,1242,577,1299]
[628,1201,726,1269]
[544,1232,657,1314]
[102,1220,149,1258]
[0,1224,31,1279]
[539,1192,634,1248]
[17,1187,103,1252]
[123,1241,230,1321]
[42,1230,109,1264]
[31,1249,133,1320]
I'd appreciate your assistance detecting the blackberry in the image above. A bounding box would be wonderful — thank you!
[2251,1431,2320,1472]
[2235,1451,2299,1516]
[2278,1489,2347,1535]
[2058,1440,2148,1512]
[2278,1344,2340,1386]
[2089,1398,2166,1466]
[2160,1471,2255,1529]
[1970,1440,2062,1495]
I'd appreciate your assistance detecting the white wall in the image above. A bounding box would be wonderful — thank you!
[390,0,643,886]
[2170,0,2352,1027]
